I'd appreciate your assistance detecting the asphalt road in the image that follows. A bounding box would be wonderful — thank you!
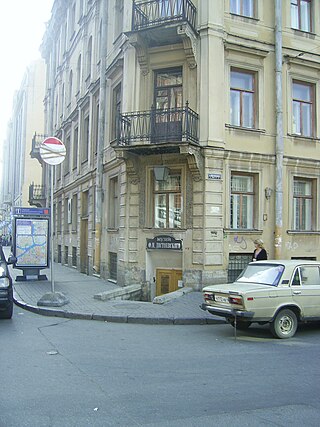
[1,309,320,426]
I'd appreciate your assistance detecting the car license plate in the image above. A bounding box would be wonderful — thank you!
[215,295,229,303]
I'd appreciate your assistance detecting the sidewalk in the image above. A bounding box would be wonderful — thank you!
[11,260,223,325]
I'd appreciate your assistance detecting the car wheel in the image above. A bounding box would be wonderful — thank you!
[270,308,297,339]
[0,304,13,319]
[229,320,252,330]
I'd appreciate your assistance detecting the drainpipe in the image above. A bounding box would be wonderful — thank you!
[274,0,283,259]
[94,0,108,274]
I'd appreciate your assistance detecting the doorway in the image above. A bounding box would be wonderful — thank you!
[156,268,182,296]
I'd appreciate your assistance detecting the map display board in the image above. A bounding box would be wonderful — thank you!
[14,218,49,268]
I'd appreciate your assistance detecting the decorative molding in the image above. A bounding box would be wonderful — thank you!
[177,24,197,69]
[127,33,149,76]
[179,145,203,181]
[224,41,270,58]
[113,149,140,184]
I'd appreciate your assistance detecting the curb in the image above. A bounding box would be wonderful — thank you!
[13,291,225,325]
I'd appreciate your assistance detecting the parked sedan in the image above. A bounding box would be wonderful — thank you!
[0,246,16,319]
[201,260,320,339]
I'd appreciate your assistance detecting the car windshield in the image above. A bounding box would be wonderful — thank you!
[236,264,285,286]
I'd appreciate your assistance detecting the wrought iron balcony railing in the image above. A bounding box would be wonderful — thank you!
[132,0,197,33]
[30,133,47,161]
[117,103,198,147]
[29,183,46,207]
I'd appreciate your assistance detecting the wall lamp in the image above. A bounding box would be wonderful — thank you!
[265,187,273,200]
[153,166,169,181]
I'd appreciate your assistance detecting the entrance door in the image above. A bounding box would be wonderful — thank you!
[152,68,183,143]
[156,269,182,296]
[80,219,88,274]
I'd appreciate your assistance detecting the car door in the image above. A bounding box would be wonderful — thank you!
[291,265,320,318]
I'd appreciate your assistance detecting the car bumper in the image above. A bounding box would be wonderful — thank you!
[0,288,13,306]
[200,303,254,320]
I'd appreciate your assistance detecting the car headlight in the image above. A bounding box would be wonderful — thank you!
[0,277,10,288]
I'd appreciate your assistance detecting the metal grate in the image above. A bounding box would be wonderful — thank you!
[109,252,118,281]
[228,253,252,283]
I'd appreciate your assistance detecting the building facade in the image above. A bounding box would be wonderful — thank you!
[40,0,320,297]
[0,59,46,236]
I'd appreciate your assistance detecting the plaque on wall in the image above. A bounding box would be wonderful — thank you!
[147,235,182,250]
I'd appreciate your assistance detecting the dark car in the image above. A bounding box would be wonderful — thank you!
[0,246,16,319]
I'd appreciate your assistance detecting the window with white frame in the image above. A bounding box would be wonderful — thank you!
[291,0,312,32]
[230,0,255,18]
[230,174,255,229]
[292,81,314,137]
[153,171,182,229]
[230,69,256,128]
[293,178,313,230]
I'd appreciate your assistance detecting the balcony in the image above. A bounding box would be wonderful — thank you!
[132,0,197,33]
[29,183,46,208]
[128,0,198,73]
[115,103,198,155]
[30,133,47,163]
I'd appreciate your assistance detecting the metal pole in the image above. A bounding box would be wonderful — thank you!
[50,165,54,293]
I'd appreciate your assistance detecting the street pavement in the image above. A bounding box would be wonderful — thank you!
[10,257,223,325]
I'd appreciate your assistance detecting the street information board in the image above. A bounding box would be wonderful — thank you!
[15,218,49,268]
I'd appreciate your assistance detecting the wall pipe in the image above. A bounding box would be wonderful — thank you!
[274,0,283,259]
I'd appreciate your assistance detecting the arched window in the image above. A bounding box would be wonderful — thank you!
[86,36,92,79]
[77,54,82,92]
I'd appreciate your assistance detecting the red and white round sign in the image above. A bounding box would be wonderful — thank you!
[40,137,66,165]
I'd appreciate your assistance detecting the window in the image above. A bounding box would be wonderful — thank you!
[93,101,99,155]
[76,55,82,93]
[292,266,320,286]
[115,0,124,39]
[230,0,255,18]
[72,194,78,232]
[292,81,314,137]
[109,176,119,229]
[57,200,62,232]
[230,174,254,229]
[86,36,92,80]
[291,0,312,32]
[64,134,70,175]
[73,126,78,170]
[230,69,256,128]
[69,3,76,39]
[228,254,253,283]
[153,171,182,229]
[293,178,313,230]
[112,84,121,140]
[64,198,69,232]
[68,70,73,106]
[82,115,90,163]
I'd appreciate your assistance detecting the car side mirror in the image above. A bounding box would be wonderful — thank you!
[7,255,17,265]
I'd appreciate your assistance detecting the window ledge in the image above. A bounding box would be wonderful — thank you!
[230,13,259,22]
[225,124,266,134]
[287,133,319,142]
[224,229,263,234]
[287,230,320,235]
[291,28,316,38]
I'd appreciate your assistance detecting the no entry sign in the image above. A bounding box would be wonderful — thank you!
[40,137,66,165]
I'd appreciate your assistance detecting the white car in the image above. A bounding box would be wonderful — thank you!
[200,260,320,338]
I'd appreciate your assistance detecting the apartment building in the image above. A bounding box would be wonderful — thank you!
[39,0,320,296]
[0,59,46,236]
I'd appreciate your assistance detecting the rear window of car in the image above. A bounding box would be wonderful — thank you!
[237,264,285,286]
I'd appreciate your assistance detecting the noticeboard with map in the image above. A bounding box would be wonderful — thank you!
[15,218,49,268]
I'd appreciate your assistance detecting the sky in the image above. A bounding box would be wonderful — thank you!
[0,0,53,155]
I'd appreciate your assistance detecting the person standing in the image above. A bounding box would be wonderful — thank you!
[252,239,267,261]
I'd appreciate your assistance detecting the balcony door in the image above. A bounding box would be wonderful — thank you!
[152,67,183,142]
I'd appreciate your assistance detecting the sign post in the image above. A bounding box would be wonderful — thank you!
[37,137,69,307]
